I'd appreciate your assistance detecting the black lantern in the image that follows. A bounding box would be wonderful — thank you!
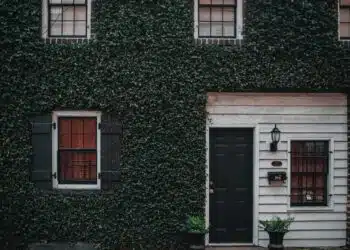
[270,124,281,152]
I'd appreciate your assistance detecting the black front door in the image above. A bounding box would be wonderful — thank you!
[209,128,253,243]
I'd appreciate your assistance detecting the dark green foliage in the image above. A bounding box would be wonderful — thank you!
[0,0,349,249]
[185,216,208,234]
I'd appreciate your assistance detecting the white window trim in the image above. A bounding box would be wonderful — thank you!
[52,110,101,190]
[338,1,350,42]
[194,0,243,40]
[286,137,335,212]
[42,0,92,39]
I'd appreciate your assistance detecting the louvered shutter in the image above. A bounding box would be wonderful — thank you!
[30,115,54,190]
[100,114,122,190]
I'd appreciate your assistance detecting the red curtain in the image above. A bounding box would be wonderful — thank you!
[59,117,97,182]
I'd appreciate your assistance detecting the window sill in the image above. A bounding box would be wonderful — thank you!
[43,37,92,44]
[195,38,243,46]
[287,206,334,213]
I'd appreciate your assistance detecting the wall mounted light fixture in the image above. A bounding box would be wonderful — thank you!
[270,124,281,152]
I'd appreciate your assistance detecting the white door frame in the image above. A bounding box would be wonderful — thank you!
[205,119,259,246]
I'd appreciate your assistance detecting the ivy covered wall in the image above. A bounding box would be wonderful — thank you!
[1,0,349,249]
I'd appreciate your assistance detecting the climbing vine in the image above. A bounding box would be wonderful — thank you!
[0,0,349,249]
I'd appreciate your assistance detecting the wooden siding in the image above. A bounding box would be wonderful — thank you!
[207,92,347,248]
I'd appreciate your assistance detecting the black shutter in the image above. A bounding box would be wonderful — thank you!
[100,114,122,190]
[30,115,54,190]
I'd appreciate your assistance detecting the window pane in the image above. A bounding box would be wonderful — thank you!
[62,0,74,3]
[59,118,96,148]
[223,7,234,21]
[75,21,87,36]
[63,6,74,20]
[59,151,97,182]
[223,22,234,36]
[341,0,350,6]
[340,8,350,22]
[199,0,211,4]
[290,141,328,206]
[224,0,236,4]
[74,0,87,3]
[212,0,223,4]
[199,7,210,21]
[340,23,350,37]
[75,6,87,20]
[63,21,74,36]
[50,7,62,21]
[211,7,223,21]
[83,119,96,148]
[211,23,223,36]
[50,21,62,36]
[50,0,62,3]
[199,22,210,36]
[59,119,71,148]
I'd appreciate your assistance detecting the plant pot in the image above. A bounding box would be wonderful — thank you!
[185,232,205,250]
[267,231,285,250]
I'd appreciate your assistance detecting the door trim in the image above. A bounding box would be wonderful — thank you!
[205,121,259,246]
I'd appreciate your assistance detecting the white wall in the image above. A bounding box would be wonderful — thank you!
[206,92,347,248]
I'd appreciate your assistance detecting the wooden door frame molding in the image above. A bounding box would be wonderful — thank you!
[205,120,259,246]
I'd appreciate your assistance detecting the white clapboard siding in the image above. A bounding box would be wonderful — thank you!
[260,133,347,142]
[258,212,346,221]
[259,239,346,248]
[260,204,346,213]
[334,167,348,177]
[259,124,347,133]
[207,93,347,247]
[259,230,346,240]
[208,114,347,124]
[259,141,348,151]
[259,194,347,205]
[207,106,347,115]
[258,177,347,187]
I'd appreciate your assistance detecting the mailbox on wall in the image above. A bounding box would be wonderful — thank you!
[267,172,287,185]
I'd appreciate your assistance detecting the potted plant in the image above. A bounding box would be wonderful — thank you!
[259,216,294,250]
[183,215,208,250]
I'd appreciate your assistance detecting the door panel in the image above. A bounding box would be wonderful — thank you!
[209,128,253,243]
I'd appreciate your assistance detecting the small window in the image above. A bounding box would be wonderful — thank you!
[42,0,91,39]
[195,0,243,39]
[339,0,350,39]
[290,141,329,206]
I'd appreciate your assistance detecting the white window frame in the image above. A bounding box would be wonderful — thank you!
[52,110,101,190]
[338,0,350,41]
[194,0,243,40]
[286,138,335,212]
[42,0,92,39]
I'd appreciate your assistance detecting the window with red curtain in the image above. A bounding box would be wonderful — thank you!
[58,117,97,184]
[290,141,329,206]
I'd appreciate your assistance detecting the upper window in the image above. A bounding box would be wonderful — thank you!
[42,0,91,39]
[30,111,122,190]
[195,0,243,39]
[290,141,329,206]
[339,0,350,39]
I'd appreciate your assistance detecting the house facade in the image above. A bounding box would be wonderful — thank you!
[1,0,350,249]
